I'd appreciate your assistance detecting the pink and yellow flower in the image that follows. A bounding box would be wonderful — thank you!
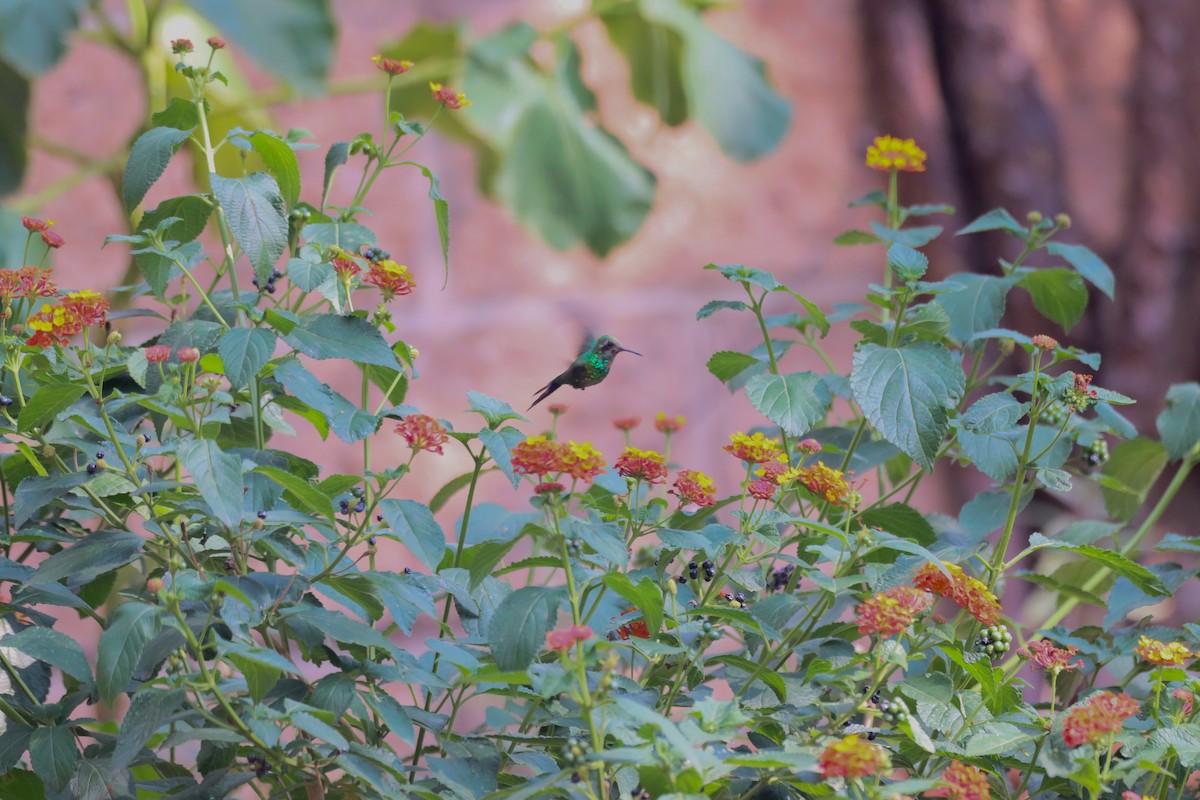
[672,469,716,507]
[615,447,667,484]
[925,760,989,800]
[395,414,449,455]
[913,562,1001,626]
[818,734,889,779]
[1062,691,1140,748]
[856,586,931,638]
[1134,635,1192,667]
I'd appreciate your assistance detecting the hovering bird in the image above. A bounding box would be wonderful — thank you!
[529,335,642,410]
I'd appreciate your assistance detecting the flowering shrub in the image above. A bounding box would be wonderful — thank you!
[0,39,1199,800]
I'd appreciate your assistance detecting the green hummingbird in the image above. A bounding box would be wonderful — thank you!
[529,335,642,410]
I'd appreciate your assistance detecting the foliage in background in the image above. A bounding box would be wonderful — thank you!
[0,0,789,257]
[0,12,1198,800]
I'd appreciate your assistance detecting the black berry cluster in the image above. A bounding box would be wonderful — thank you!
[770,564,795,592]
[252,268,283,295]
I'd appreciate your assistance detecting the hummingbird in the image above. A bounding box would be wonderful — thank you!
[529,335,642,410]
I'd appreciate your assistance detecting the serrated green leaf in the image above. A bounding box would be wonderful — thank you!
[478,426,525,489]
[602,574,663,639]
[1157,383,1200,461]
[1024,533,1168,596]
[16,381,83,433]
[962,393,1023,434]
[743,372,829,437]
[935,273,1011,346]
[887,243,928,282]
[29,725,76,791]
[487,586,561,671]
[97,601,161,703]
[281,313,399,368]
[178,439,243,531]
[123,127,192,212]
[138,194,211,243]
[112,687,184,769]
[833,229,879,245]
[466,391,527,429]
[378,499,446,572]
[255,464,334,522]
[218,327,275,390]
[246,131,300,209]
[26,530,144,588]
[696,300,747,320]
[1018,268,1087,333]
[956,208,1026,237]
[274,358,379,443]
[850,343,965,470]
[706,351,760,384]
[0,626,91,682]
[211,172,287,283]
[859,503,935,545]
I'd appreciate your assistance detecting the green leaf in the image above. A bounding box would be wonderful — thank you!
[12,471,91,527]
[703,262,780,290]
[0,62,30,195]
[255,465,334,522]
[227,653,280,703]
[706,351,760,384]
[321,141,348,205]
[123,127,193,212]
[934,273,1012,346]
[887,243,928,283]
[467,24,656,256]
[961,393,1023,434]
[1018,268,1087,333]
[850,343,965,470]
[280,313,399,369]
[1156,383,1200,461]
[859,503,935,545]
[273,358,380,443]
[833,229,880,246]
[601,574,663,638]
[743,372,830,437]
[401,161,450,288]
[183,0,334,92]
[956,207,1026,237]
[0,626,91,682]
[178,439,244,531]
[487,586,561,671]
[696,300,748,320]
[636,0,790,161]
[284,607,391,650]
[138,194,212,242]
[16,381,83,432]
[0,0,84,75]
[957,428,1018,483]
[600,5,687,124]
[466,391,527,429]
[211,172,288,283]
[478,426,526,489]
[289,704,350,751]
[378,499,446,572]
[1046,242,1114,299]
[96,601,161,703]
[245,130,300,208]
[29,725,76,791]
[1024,533,1168,596]
[430,471,476,514]
[112,687,184,770]
[465,539,520,592]
[26,530,144,588]
[218,327,276,391]
[150,97,201,130]
[1099,437,1168,522]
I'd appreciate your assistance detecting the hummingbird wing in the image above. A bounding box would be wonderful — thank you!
[576,329,597,358]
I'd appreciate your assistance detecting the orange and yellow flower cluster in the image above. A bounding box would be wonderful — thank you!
[927,760,990,800]
[818,734,889,779]
[913,561,1001,626]
[1018,639,1082,676]
[395,414,449,455]
[512,436,606,482]
[855,586,931,638]
[1062,691,1140,748]
[865,135,927,173]
[1134,635,1192,667]
[615,447,667,484]
[23,290,109,348]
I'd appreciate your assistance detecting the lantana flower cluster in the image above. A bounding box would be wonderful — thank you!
[855,586,931,638]
[23,290,110,348]
[1061,691,1140,748]
[913,561,1001,625]
[512,436,606,482]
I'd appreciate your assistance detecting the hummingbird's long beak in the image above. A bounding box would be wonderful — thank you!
[620,347,642,356]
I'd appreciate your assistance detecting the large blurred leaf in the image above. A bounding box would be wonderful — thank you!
[183,0,334,93]
[0,0,86,76]
[0,59,29,195]
[934,273,1012,347]
[850,343,965,471]
[1098,438,1167,522]
[211,172,287,282]
[465,24,655,256]
[601,0,791,161]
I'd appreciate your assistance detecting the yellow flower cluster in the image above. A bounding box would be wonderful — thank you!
[1134,635,1193,667]
[724,431,783,464]
[865,135,927,173]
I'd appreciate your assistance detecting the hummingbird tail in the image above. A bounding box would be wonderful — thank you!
[528,380,562,411]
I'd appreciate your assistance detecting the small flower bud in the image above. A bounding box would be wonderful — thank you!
[999,338,1015,356]
[1026,211,1044,223]
[1054,213,1072,229]
[177,347,200,363]
[146,577,164,592]
[171,39,194,54]
[207,36,226,50]
[1031,334,1058,351]
[106,330,123,346]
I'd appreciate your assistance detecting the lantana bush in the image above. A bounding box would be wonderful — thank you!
[1,41,1199,800]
